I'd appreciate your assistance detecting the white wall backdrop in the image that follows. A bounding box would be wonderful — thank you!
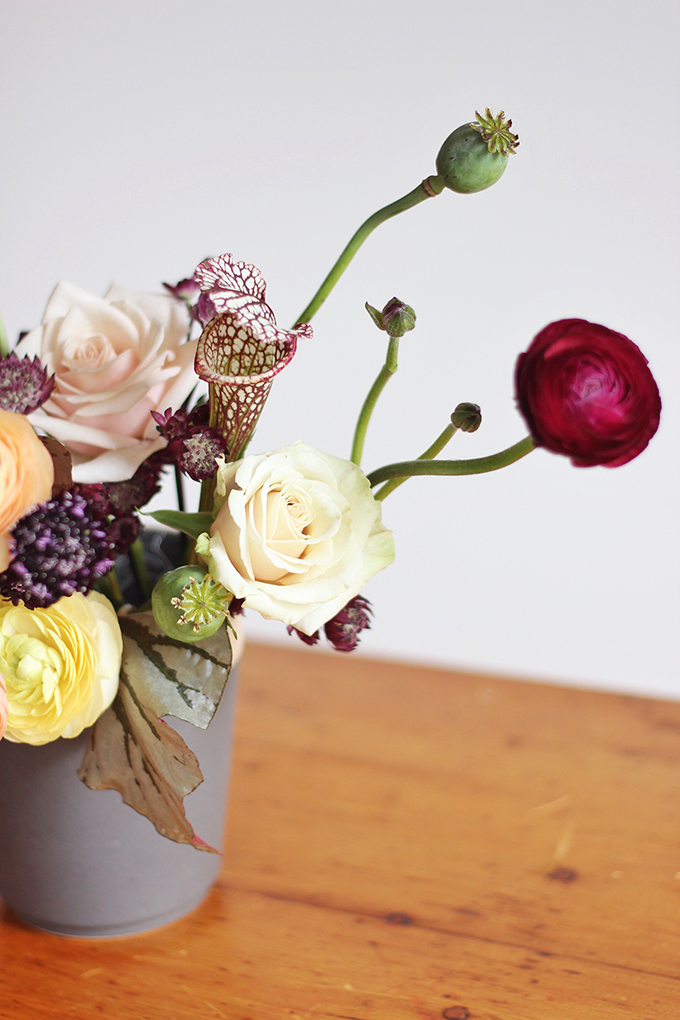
[1,0,678,697]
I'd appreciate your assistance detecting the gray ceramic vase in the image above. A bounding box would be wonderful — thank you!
[0,663,239,938]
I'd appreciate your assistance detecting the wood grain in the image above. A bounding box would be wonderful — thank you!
[1,642,679,1019]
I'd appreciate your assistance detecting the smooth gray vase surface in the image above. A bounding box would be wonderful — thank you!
[0,663,238,938]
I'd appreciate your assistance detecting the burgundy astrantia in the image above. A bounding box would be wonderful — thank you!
[194,254,313,461]
[0,491,116,609]
[72,455,165,556]
[515,319,661,467]
[0,351,54,414]
[151,405,228,481]
[288,596,373,652]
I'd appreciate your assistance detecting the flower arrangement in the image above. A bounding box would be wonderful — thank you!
[0,110,661,851]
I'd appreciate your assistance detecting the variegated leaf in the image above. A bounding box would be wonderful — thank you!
[117,612,232,729]
[77,612,233,851]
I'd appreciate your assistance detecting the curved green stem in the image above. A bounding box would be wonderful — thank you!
[351,337,400,466]
[295,175,444,326]
[374,421,457,500]
[367,435,535,488]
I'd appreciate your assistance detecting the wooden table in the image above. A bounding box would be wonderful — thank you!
[1,642,678,1019]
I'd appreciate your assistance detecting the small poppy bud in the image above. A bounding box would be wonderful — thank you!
[436,109,518,195]
[152,566,231,642]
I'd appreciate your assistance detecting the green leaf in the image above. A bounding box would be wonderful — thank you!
[145,509,214,540]
[118,612,232,728]
[78,611,233,851]
[78,678,215,852]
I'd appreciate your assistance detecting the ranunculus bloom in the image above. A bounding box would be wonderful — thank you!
[0,673,8,740]
[515,319,661,467]
[16,282,195,483]
[0,408,55,571]
[200,443,395,635]
[0,590,122,744]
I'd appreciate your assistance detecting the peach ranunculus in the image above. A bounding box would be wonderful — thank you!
[15,281,196,484]
[0,673,7,740]
[198,442,395,635]
[0,590,122,745]
[0,408,55,572]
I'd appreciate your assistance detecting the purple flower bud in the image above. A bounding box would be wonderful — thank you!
[365,298,416,338]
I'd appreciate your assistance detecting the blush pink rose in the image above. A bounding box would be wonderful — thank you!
[515,319,661,467]
[16,281,196,483]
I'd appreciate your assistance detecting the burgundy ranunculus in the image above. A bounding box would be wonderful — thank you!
[515,319,661,467]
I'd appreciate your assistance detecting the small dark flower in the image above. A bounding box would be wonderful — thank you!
[287,625,321,646]
[0,491,116,608]
[150,406,192,441]
[152,404,227,481]
[0,352,55,414]
[178,431,227,481]
[324,596,372,652]
[108,514,142,555]
[104,455,166,515]
[162,276,200,303]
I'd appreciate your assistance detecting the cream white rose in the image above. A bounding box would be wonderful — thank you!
[0,591,123,745]
[202,443,395,635]
[16,281,195,483]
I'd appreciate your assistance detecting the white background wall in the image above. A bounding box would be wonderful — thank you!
[1,0,678,697]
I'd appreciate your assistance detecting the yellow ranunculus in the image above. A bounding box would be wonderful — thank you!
[0,591,122,745]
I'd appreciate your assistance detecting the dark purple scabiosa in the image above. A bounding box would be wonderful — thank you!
[0,352,55,414]
[151,405,228,481]
[0,490,116,608]
[324,596,372,652]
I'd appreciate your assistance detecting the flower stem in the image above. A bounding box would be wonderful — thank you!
[98,567,124,610]
[128,538,152,602]
[351,336,400,466]
[0,311,9,357]
[174,464,185,513]
[367,435,535,487]
[295,176,444,326]
[374,421,457,500]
